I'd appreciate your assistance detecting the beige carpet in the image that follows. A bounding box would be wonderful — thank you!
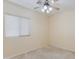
[11,47,75,59]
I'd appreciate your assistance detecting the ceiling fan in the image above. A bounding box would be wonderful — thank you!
[34,0,60,13]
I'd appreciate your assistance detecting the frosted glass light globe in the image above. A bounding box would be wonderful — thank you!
[44,5,48,10]
[51,0,54,3]
[41,8,45,12]
[46,10,50,13]
[49,7,53,11]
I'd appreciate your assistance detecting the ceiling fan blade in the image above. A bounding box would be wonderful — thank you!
[54,0,59,2]
[36,0,42,4]
[54,7,60,10]
[34,7,40,9]
[50,4,60,10]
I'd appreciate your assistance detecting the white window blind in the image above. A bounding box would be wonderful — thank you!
[20,18,31,36]
[4,14,31,37]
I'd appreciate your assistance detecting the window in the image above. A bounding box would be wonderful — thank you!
[4,14,31,37]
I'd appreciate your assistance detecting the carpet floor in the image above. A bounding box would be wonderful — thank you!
[11,47,75,59]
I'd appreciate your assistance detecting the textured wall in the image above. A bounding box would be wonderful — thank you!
[4,1,49,57]
[49,10,75,51]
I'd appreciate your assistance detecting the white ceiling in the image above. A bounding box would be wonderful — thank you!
[6,0,75,14]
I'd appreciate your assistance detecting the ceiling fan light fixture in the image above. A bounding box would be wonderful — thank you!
[44,5,48,10]
[46,10,50,13]
[41,8,45,12]
[49,7,53,11]
[51,0,54,3]
[35,0,59,14]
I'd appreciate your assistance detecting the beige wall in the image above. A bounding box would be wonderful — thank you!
[49,10,75,51]
[4,0,75,58]
[4,1,49,57]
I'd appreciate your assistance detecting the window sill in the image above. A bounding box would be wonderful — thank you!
[4,35,32,40]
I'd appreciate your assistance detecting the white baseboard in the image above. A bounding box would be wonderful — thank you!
[4,47,42,59]
[47,44,75,53]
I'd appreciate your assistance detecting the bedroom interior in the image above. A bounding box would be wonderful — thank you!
[4,0,75,59]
